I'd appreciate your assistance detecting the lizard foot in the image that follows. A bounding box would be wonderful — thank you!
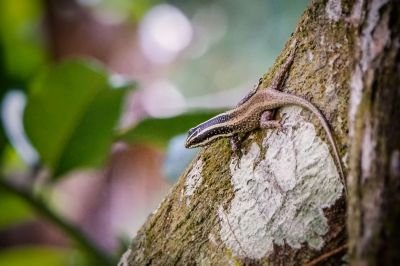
[230,135,243,170]
[276,113,289,135]
[260,111,289,134]
[233,157,242,170]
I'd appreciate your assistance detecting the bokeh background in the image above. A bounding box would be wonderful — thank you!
[0,0,308,265]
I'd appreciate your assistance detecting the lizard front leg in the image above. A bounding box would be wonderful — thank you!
[230,135,244,169]
[229,133,251,169]
[230,134,242,154]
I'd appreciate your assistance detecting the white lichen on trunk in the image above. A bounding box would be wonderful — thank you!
[218,107,343,259]
[184,158,203,205]
[326,0,342,21]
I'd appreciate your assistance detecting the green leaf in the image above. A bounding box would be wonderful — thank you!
[0,187,34,229]
[118,110,223,148]
[0,0,46,80]
[0,246,76,266]
[24,60,132,178]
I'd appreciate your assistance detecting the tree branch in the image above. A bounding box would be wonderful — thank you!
[0,177,116,266]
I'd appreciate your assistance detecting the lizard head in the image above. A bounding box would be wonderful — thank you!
[185,113,233,149]
[185,126,202,148]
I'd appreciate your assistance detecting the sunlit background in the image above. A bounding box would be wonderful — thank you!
[0,0,308,265]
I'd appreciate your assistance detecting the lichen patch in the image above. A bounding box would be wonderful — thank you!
[184,158,203,206]
[326,0,342,21]
[218,107,343,259]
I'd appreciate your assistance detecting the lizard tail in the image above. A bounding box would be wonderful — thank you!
[274,91,346,195]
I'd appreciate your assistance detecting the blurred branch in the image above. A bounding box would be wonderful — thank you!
[0,177,116,266]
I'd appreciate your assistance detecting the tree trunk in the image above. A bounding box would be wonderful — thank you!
[119,0,400,265]
[347,0,400,265]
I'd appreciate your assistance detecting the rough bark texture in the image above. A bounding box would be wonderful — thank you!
[347,0,400,265]
[120,0,400,265]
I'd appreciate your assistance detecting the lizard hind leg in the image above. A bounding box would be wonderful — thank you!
[260,111,288,134]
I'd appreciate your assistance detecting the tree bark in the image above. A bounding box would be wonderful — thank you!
[120,0,400,265]
[347,0,400,265]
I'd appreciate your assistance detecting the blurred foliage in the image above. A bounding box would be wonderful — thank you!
[1,146,29,177]
[0,246,81,266]
[0,187,34,229]
[24,60,131,178]
[0,47,8,156]
[119,110,223,148]
[0,0,46,82]
[93,0,158,21]
[0,0,46,161]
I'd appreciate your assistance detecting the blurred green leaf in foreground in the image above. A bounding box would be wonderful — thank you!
[23,60,133,179]
[118,110,223,148]
[0,187,34,229]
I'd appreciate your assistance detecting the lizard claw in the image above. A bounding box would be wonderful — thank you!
[276,113,289,135]
[233,158,241,170]
[232,148,243,170]
[280,112,288,123]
